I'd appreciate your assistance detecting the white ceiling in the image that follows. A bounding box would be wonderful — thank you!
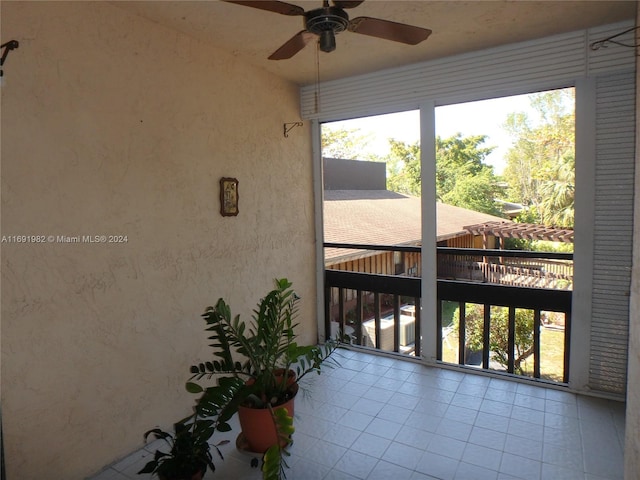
[116,1,637,86]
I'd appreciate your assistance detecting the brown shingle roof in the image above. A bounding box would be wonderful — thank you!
[323,190,508,262]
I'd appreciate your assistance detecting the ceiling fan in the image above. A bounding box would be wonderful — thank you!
[226,0,432,60]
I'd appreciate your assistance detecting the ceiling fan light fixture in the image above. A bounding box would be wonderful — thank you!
[319,30,336,53]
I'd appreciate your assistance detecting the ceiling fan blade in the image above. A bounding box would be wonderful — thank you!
[225,1,305,16]
[333,0,365,8]
[349,17,432,45]
[269,31,315,60]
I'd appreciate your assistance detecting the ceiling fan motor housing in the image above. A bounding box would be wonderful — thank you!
[306,6,350,52]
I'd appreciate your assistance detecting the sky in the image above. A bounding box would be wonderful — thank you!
[322,93,542,175]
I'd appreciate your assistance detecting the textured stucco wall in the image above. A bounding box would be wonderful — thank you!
[1,2,315,479]
[625,6,640,479]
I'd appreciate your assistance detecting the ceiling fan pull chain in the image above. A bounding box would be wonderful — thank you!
[315,40,321,114]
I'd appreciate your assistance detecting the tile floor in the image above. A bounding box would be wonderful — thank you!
[89,348,625,480]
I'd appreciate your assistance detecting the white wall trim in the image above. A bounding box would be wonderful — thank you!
[301,20,634,123]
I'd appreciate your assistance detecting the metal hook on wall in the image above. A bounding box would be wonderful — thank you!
[1,40,20,77]
[283,122,304,138]
[284,122,304,138]
[590,25,639,52]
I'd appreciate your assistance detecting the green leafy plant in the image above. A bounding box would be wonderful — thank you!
[454,303,535,374]
[138,415,227,480]
[186,278,338,480]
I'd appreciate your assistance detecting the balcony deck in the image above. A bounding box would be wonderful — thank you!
[89,348,625,480]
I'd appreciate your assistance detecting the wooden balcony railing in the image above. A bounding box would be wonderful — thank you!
[437,247,573,290]
[324,243,573,383]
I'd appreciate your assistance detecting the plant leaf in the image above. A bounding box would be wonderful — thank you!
[186,382,203,394]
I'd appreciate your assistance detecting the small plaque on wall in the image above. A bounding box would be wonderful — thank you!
[220,177,239,217]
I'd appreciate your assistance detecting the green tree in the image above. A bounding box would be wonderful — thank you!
[321,126,381,161]
[502,89,575,227]
[387,133,503,217]
[538,153,575,227]
[386,139,421,196]
[442,169,504,216]
[454,303,536,374]
[435,133,495,200]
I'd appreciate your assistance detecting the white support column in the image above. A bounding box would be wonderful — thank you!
[420,101,438,363]
[570,77,596,391]
[311,119,327,342]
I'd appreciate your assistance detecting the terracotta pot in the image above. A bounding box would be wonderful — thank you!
[238,372,299,453]
[238,393,296,453]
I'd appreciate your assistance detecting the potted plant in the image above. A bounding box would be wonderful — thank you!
[138,413,227,480]
[186,278,338,480]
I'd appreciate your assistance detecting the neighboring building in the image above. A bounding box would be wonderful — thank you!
[323,158,508,274]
